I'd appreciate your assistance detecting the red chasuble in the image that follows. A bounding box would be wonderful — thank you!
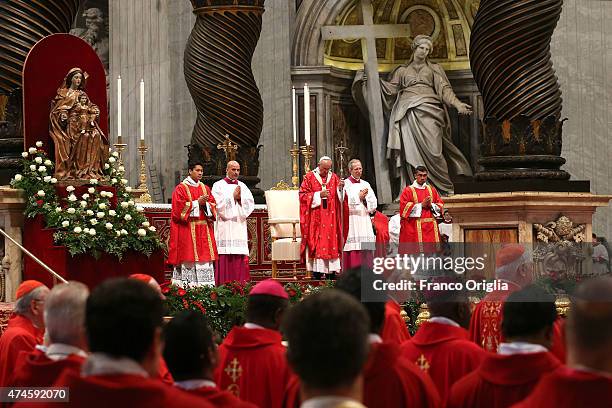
[185,386,257,408]
[167,181,218,265]
[0,314,44,386]
[215,326,291,408]
[9,348,84,387]
[510,367,612,408]
[299,171,343,260]
[447,351,561,408]
[399,184,443,245]
[401,322,485,402]
[381,301,411,345]
[12,372,213,408]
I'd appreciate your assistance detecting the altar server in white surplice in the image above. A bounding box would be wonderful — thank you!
[212,161,255,285]
[343,159,378,269]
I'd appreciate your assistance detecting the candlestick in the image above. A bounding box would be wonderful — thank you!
[300,144,314,174]
[135,139,152,203]
[139,79,145,141]
[304,84,310,145]
[113,135,127,167]
[117,75,121,137]
[291,87,297,143]
[290,142,299,189]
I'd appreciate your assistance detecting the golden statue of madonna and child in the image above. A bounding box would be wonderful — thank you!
[49,67,109,180]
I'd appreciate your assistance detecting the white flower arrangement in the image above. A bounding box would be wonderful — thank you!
[120,202,129,208]
[50,178,57,184]
[68,194,77,202]
[96,212,105,219]
[38,166,46,172]
[22,152,28,158]
[124,214,132,221]
[82,193,90,200]
[90,179,98,185]
[55,207,62,212]
[137,229,147,237]
[108,210,116,216]
[43,176,51,182]
[121,179,128,185]
[29,164,37,171]
[44,160,52,166]
[88,187,95,194]
[62,220,69,228]
[148,226,156,232]
[111,178,118,184]
[90,219,98,225]
[37,190,45,197]
[105,223,113,230]
[99,203,107,210]
[104,163,110,169]
[120,229,128,235]
[86,210,94,216]
[14,174,22,181]
[67,208,76,214]
[142,221,150,228]
[80,201,87,208]
[112,151,119,158]
[108,157,116,163]
[88,229,96,236]
[28,147,36,154]
[34,157,43,164]
[74,227,82,233]
[35,141,43,147]
[66,185,75,192]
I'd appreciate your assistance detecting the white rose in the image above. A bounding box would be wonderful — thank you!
[14,174,22,181]
[86,210,94,216]
[136,206,144,213]
[35,141,43,147]
[104,163,110,169]
[148,226,156,232]
[83,228,90,234]
[66,185,75,192]
[37,190,45,197]
[142,221,150,228]
[125,186,132,192]
[50,178,57,184]
[106,192,113,198]
[120,229,128,235]
[108,210,116,216]
[61,220,69,228]
[55,207,62,212]
[68,194,77,202]
[88,187,95,194]
[115,230,121,237]
[34,157,42,164]
[98,203,107,210]
[74,227,82,233]
[43,176,51,182]
[90,179,98,185]
[111,178,117,184]
[44,160,52,166]
[112,151,119,157]
[28,147,36,154]
[121,179,128,185]
[118,165,125,172]
[90,219,98,225]
[82,193,89,200]
[128,200,134,206]
[108,157,116,163]
[124,214,132,221]
[29,165,37,171]
[38,166,46,172]
[21,152,28,158]
[67,208,76,214]
[80,201,87,208]
[137,228,147,237]
[89,229,96,236]
[96,212,105,219]
[105,222,113,230]
[120,202,129,208]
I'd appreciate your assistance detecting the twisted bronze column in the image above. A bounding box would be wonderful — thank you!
[470,0,570,181]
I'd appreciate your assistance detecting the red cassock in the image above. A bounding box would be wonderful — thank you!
[469,286,567,362]
[400,322,485,402]
[381,301,411,345]
[447,351,561,408]
[399,184,444,245]
[372,211,390,258]
[299,171,343,260]
[12,372,213,408]
[282,342,441,408]
[215,326,292,408]
[184,386,257,408]
[167,181,218,265]
[8,348,84,387]
[0,314,44,387]
[510,367,612,408]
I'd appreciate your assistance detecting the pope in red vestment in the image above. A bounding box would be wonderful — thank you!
[448,351,561,408]
[401,320,486,402]
[399,169,444,247]
[299,158,344,275]
[381,300,411,345]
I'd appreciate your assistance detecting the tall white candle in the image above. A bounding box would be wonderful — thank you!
[304,84,310,145]
[117,76,121,137]
[140,79,145,140]
[291,87,297,144]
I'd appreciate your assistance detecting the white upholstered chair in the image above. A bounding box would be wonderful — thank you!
[265,181,301,278]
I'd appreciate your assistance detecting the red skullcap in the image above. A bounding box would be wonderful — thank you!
[250,279,289,299]
[16,280,45,300]
[495,244,526,268]
[129,274,155,284]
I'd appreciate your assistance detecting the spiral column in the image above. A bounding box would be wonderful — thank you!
[470,0,570,181]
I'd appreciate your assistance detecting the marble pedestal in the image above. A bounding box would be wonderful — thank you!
[0,187,25,302]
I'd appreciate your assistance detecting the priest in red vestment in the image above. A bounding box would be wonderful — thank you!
[401,281,485,403]
[163,310,256,407]
[448,285,561,408]
[511,277,612,408]
[168,161,218,287]
[9,282,89,388]
[13,279,213,408]
[283,290,370,408]
[0,280,48,387]
[381,300,412,345]
[399,166,444,251]
[215,279,291,408]
[299,156,344,279]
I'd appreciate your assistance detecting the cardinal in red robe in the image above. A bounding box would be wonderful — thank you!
[299,157,344,277]
[399,167,444,250]
[9,347,85,388]
[215,280,292,408]
[381,300,411,344]
[168,163,218,287]
[0,280,48,387]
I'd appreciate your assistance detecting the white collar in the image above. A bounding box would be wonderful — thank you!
[82,353,148,378]
[313,168,332,185]
[498,342,548,356]
[46,343,88,361]
[428,316,460,327]
[301,396,363,408]
[411,180,428,190]
[183,177,200,187]
[174,379,216,390]
[368,334,383,344]
[244,322,265,330]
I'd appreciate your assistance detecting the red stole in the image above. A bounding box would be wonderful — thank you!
[9,348,84,387]
[399,184,444,244]
[186,386,257,408]
[168,181,218,265]
[511,367,612,408]
[214,327,291,408]
[299,171,343,259]
[0,314,44,386]
[381,301,411,345]
[401,322,485,402]
[447,352,561,408]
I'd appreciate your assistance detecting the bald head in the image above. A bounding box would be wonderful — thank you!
[567,276,612,373]
[226,161,240,180]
